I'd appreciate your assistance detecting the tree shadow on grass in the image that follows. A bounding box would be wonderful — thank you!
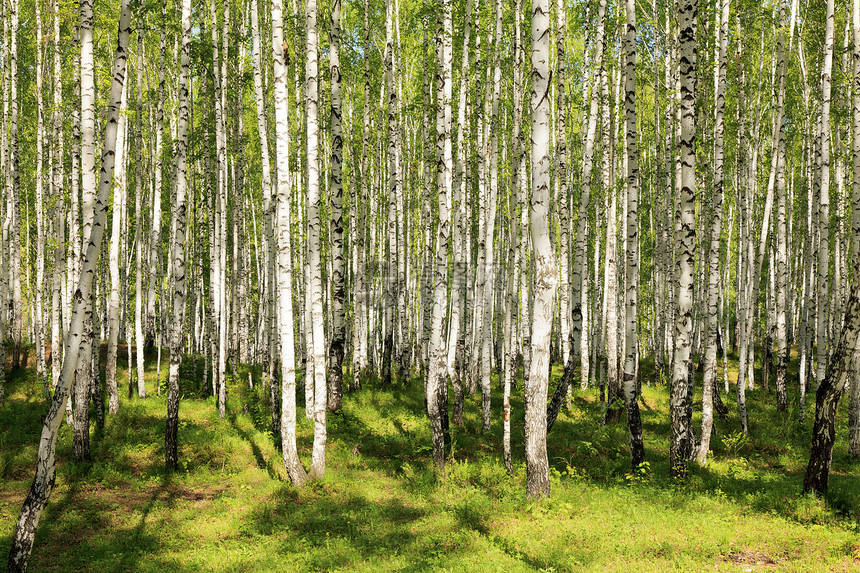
[247,485,497,571]
[227,410,282,481]
[30,471,194,572]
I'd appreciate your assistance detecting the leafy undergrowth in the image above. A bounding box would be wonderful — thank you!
[1,346,859,572]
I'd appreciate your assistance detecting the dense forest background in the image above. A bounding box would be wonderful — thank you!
[2,0,860,569]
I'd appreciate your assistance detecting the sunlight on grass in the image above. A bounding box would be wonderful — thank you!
[0,345,858,571]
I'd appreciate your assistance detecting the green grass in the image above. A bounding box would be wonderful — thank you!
[1,345,859,572]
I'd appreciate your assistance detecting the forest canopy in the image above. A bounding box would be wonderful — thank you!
[2,0,860,570]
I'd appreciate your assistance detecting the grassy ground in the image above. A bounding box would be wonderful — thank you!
[1,346,859,572]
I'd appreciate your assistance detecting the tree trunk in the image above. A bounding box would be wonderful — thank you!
[696,0,730,465]
[816,0,835,391]
[526,0,557,499]
[165,0,192,472]
[427,0,452,472]
[505,0,524,474]
[6,0,131,567]
[327,0,345,413]
[850,0,860,458]
[446,0,473,427]
[34,0,47,384]
[305,0,327,479]
[622,0,644,469]
[106,76,129,415]
[547,0,607,432]
[272,0,308,487]
[670,0,697,480]
[804,290,860,494]
[50,0,64,394]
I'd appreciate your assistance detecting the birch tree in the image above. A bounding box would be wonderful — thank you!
[526,0,557,499]
[547,0,607,431]
[427,0,452,471]
[815,0,835,391]
[327,0,345,413]
[850,0,860,459]
[6,0,131,567]
[696,0,729,465]
[305,0,327,479]
[34,0,47,383]
[272,0,308,486]
[165,0,192,471]
[669,0,697,479]
[622,0,644,469]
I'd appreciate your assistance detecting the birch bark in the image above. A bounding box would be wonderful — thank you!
[427,0,452,471]
[622,0,644,469]
[670,0,697,479]
[327,0,345,412]
[696,0,729,465]
[165,0,192,470]
[272,0,308,486]
[6,0,131,566]
[526,0,558,498]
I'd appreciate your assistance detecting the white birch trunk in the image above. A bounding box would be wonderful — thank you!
[427,0,452,471]
[670,0,697,479]
[327,0,345,412]
[696,0,730,465]
[272,0,308,486]
[305,0,327,477]
[622,0,644,468]
[816,0,835,389]
[526,0,557,499]
[165,0,192,470]
[6,0,131,566]
[106,77,129,415]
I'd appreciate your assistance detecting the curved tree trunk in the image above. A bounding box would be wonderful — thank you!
[6,0,131,567]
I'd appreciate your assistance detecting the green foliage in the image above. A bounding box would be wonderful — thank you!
[0,351,859,571]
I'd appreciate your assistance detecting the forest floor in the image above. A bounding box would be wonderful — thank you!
[1,347,860,572]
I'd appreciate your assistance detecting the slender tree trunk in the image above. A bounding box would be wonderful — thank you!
[106,77,129,415]
[250,0,278,431]
[146,13,166,350]
[547,0,607,431]
[816,0,835,391]
[670,0,697,480]
[272,0,308,486]
[74,0,98,464]
[622,0,644,469]
[446,0,473,426]
[50,0,64,394]
[305,0,327,479]
[774,1,791,413]
[526,0,557,499]
[34,0,47,384]
[165,0,192,471]
[327,0,345,412]
[505,0,524,474]
[696,0,729,465]
[849,0,860,458]
[6,1,131,567]
[8,0,21,372]
[427,0,452,472]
